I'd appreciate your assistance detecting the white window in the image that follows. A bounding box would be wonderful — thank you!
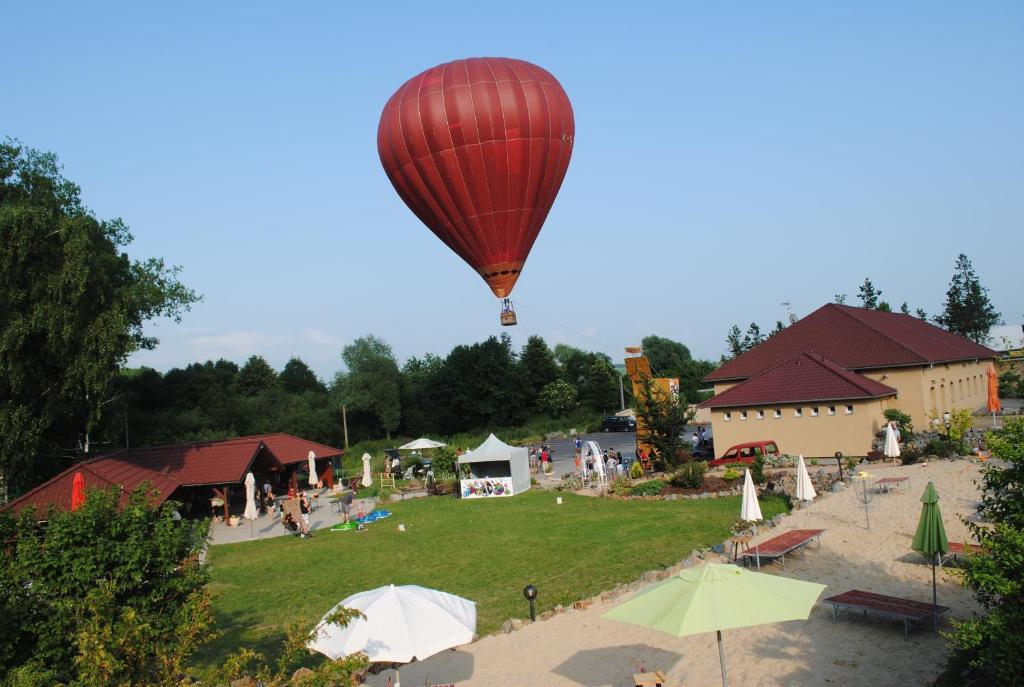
[756,409,765,420]
[810,407,819,417]
[828,405,836,416]
[845,404,854,415]
[773,409,782,419]
[740,411,748,421]
[794,408,802,418]
[723,412,731,422]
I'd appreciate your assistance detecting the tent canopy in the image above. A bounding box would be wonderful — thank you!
[458,434,530,496]
[458,434,518,464]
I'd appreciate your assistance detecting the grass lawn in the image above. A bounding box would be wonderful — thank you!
[199,490,787,668]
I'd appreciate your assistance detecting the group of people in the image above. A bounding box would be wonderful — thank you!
[528,445,556,472]
[689,426,711,452]
[576,446,629,477]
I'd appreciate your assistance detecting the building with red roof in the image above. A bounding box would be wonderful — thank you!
[699,304,997,458]
[4,433,343,519]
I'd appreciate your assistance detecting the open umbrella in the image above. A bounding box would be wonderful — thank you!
[987,362,1001,428]
[603,563,827,687]
[884,423,901,465]
[398,438,447,451]
[308,584,476,687]
[361,452,373,488]
[243,472,259,539]
[911,481,948,624]
[741,469,763,569]
[307,450,318,487]
[71,471,86,511]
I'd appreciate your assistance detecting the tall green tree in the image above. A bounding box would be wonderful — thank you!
[934,253,1002,344]
[0,141,199,491]
[641,335,692,377]
[519,335,560,410]
[278,356,324,394]
[858,277,882,309]
[335,335,402,439]
[579,357,619,412]
[432,334,526,434]
[537,379,578,416]
[236,355,279,396]
[633,379,695,470]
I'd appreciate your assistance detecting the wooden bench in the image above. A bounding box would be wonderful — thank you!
[739,529,824,568]
[941,542,984,568]
[823,589,949,638]
[875,476,908,494]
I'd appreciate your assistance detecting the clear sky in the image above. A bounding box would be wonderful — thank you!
[4,1,1021,380]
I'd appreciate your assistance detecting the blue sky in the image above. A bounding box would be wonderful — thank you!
[4,1,1021,380]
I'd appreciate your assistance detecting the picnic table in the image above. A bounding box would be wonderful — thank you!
[941,542,984,568]
[739,529,824,568]
[875,476,908,494]
[823,589,949,638]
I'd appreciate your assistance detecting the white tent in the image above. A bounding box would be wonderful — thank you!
[457,434,530,498]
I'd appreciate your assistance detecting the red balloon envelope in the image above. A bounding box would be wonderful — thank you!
[71,471,86,511]
[378,57,575,298]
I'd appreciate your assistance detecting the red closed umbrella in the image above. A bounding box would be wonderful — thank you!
[987,362,1001,427]
[378,57,575,301]
[71,471,86,511]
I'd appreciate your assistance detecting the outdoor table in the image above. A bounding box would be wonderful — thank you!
[728,534,752,562]
[875,476,908,494]
[633,671,667,687]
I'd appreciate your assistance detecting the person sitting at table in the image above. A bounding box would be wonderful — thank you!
[282,512,299,535]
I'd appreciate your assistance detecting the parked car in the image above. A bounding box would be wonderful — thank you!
[708,441,781,467]
[601,416,636,432]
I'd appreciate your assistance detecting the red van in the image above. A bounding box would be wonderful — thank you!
[708,441,781,468]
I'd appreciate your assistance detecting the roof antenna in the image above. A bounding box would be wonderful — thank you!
[782,301,797,324]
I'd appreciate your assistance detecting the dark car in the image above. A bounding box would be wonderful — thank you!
[601,416,636,432]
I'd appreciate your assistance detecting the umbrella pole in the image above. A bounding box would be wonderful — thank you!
[717,630,729,687]
[932,555,938,630]
[754,524,760,570]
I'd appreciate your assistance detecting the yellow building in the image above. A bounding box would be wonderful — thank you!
[700,304,997,458]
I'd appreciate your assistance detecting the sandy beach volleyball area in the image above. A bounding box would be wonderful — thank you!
[364,459,983,687]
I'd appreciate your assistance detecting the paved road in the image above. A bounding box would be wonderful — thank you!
[529,430,637,478]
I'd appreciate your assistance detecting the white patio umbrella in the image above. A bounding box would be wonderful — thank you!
[243,472,259,539]
[361,452,373,488]
[307,450,318,487]
[884,423,901,465]
[795,455,817,525]
[398,438,447,450]
[741,469,764,569]
[308,584,476,687]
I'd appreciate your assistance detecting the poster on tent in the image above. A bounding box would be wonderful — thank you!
[461,477,514,498]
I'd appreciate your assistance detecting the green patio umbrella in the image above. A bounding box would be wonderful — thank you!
[603,563,827,687]
[911,480,949,617]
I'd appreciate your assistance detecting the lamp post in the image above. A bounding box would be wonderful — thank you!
[523,584,538,622]
[835,451,844,482]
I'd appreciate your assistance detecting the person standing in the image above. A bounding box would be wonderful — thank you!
[298,491,312,537]
[690,432,699,452]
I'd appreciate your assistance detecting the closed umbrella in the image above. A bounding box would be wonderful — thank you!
[604,563,827,687]
[741,469,763,569]
[884,423,901,465]
[243,472,259,539]
[795,455,816,524]
[361,452,373,488]
[71,472,86,511]
[987,362,1001,428]
[911,481,949,625]
[308,584,476,687]
[308,450,318,487]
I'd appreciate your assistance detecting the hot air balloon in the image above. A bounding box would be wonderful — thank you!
[377,57,575,325]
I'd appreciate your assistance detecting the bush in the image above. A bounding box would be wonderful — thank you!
[431,445,457,475]
[923,439,958,458]
[722,468,741,482]
[751,455,766,484]
[630,479,666,496]
[883,408,914,434]
[609,476,633,496]
[0,485,211,685]
[670,462,706,489]
[900,446,922,465]
[629,461,644,479]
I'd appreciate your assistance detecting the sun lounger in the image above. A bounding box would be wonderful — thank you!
[739,529,824,568]
[940,542,985,568]
[874,476,908,494]
[823,590,949,638]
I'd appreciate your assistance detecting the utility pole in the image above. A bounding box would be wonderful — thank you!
[619,374,626,411]
[342,404,349,449]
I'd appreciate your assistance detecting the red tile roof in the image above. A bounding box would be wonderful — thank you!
[3,433,343,516]
[699,351,898,409]
[706,304,997,382]
[4,459,181,517]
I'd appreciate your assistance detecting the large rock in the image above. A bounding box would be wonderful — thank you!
[501,618,526,633]
[832,481,846,493]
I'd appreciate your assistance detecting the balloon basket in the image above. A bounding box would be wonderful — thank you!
[500,298,517,326]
